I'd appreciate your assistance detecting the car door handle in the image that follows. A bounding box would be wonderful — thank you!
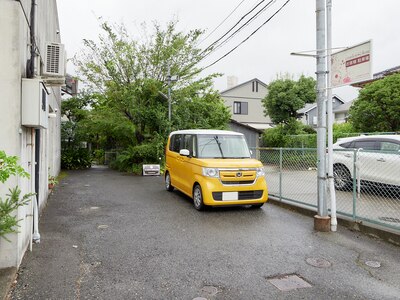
[344,154,352,158]
[377,158,386,162]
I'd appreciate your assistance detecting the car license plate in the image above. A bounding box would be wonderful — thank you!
[222,192,238,201]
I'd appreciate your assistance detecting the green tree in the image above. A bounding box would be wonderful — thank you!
[349,73,400,132]
[72,20,230,172]
[74,21,229,145]
[262,75,316,124]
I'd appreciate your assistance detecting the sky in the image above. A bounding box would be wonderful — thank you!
[56,0,400,101]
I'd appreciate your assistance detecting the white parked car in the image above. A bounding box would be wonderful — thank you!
[332,135,400,190]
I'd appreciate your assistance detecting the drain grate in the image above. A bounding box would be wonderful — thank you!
[267,274,312,291]
[379,216,400,223]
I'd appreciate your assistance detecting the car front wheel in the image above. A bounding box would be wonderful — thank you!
[165,172,174,192]
[193,184,205,211]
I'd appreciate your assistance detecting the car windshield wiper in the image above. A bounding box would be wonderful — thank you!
[214,136,225,158]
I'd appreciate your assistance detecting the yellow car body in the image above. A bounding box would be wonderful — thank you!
[165,129,268,210]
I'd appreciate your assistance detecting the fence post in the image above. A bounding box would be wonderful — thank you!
[352,149,357,221]
[279,148,283,201]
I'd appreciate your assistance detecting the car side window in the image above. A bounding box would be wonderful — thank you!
[183,134,193,156]
[353,140,377,150]
[169,135,175,151]
[380,141,400,151]
[339,142,353,148]
[171,134,182,153]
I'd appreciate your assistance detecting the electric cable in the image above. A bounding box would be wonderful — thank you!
[202,0,266,53]
[202,0,292,71]
[204,0,276,57]
[179,0,291,80]
[198,0,246,46]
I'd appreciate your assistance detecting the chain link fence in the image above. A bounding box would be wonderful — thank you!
[257,148,400,233]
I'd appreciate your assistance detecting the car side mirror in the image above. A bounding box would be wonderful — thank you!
[179,149,190,157]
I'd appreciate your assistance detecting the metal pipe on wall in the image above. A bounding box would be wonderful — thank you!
[316,0,327,217]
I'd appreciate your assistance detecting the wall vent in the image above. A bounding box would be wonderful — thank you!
[43,42,65,77]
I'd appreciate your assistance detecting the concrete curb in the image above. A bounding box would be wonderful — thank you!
[0,267,17,300]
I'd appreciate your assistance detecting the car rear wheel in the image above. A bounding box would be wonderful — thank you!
[193,184,205,211]
[165,172,174,192]
[333,164,352,190]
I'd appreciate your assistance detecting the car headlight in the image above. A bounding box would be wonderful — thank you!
[202,167,219,178]
[256,167,265,177]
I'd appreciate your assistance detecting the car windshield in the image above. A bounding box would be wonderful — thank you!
[197,134,251,158]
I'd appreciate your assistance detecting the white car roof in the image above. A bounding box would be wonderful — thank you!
[169,129,243,137]
[336,135,400,144]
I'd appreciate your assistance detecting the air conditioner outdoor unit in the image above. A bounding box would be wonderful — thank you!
[43,42,65,77]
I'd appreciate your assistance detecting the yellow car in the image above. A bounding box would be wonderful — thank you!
[165,129,268,210]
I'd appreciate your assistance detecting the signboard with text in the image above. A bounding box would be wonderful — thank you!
[331,40,372,88]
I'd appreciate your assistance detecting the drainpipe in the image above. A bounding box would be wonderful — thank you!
[30,129,40,244]
[326,0,337,232]
[30,0,40,244]
[29,0,37,78]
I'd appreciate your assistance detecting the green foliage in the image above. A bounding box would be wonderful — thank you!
[93,149,105,165]
[0,187,35,242]
[262,75,316,124]
[71,19,229,171]
[0,151,34,241]
[61,149,92,170]
[0,150,29,183]
[349,73,400,132]
[113,141,163,174]
[262,120,316,147]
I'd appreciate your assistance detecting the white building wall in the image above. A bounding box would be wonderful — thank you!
[222,80,271,124]
[0,0,62,268]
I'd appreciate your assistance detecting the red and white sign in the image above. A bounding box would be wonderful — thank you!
[331,41,372,88]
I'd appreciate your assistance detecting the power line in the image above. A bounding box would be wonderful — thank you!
[202,0,267,54]
[198,0,246,46]
[202,0,292,71]
[206,0,276,56]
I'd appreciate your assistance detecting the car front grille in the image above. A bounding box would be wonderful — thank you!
[219,169,257,186]
[221,180,255,185]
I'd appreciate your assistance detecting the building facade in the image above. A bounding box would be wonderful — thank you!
[297,95,346,127]
[221,78,273,131]
[0,0,62,268]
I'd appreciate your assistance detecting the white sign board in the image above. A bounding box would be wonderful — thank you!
[331,40,372,88]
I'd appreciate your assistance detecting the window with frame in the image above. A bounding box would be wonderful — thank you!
[252,81,259,92]
[233,101,248,115]
[380,141,400,151]
[170,134,182,152]
[353,140,377,150]
[182,134,197,157]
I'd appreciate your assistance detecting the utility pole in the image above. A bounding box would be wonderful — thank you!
[166,65,178,123]
[167,65,172,122]
[314,0,330,231]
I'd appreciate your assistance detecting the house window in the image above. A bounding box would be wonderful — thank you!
[233,101,248,115]
[252,81,259,92]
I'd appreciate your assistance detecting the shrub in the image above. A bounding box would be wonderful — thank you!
[93,149,105,165]
[0,151,34,241]
[112,142,162,174]
[61,149,92,170]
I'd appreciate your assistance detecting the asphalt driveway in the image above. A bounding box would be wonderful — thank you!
[10,166,400,299]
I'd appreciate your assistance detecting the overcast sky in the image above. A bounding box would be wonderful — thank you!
[57,0,400,100]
